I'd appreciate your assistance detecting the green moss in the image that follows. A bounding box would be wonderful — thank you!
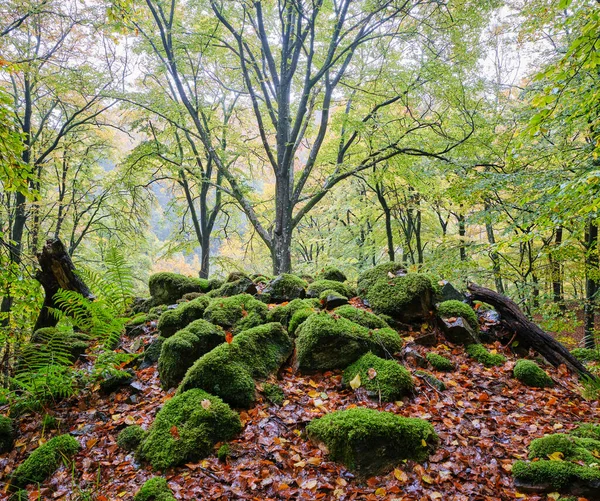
[266,298,319,327]
[263,383,285,405]
[288,308,316,336]
[315,266,347,282]
[343,352,413,401]
[117,425,146,452]
[138,389,241,470]
[528,434,578,460]
[365,274,435,322]
[357,262,406,297]
[158,319,225,389]
[307,280,356,299]
[426,352,454,371]
[203,294,267,333]
[571,423,600,441]
[262,274,308,303]
[134,477,176,501]
[306,408,438,477]
[157,296,210,338]
[415,370,446,391]
[217,443,230,462]
[319,288,347,300]
[143,337,166,365]
[206,276,255,298]
[436,300,479,331]
[0,414,14,453]
[149,272,208,304]
[207,278,223,291]
[333,305,390,329]
[295,312,402,371]
[466,344,506,367]
[11,434,80,488]
[571,348,600,363]
[514,359,553,388]
[128,313,149,326]
[179,323,293,407]
[512,460,600,490]
[181,292,204,301]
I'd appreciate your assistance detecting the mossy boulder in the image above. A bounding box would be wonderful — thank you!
[315,265,347,282]
[333,305,390,329]
[426,352,454,371]
[319,289,348,309]
[181,292,204,301]
[263,383,285,405]
[179,323,293,407]
[206,276,257,298]
[415,370,446,391]
[307,279,356,299]
[217,443,230,462]
[134,477,176,501]
[365,273,436,323]
[571,348,600,363]
[288,308,317,336]
[295,312,402,371]
[571,423,600,440]
[10,434,80,489]
[203,294,268,333]
[261,274,307,303]
[267,298,320,328]
[0,415,14,453]
[514,359,553,388]
[117,425,147,452]
[466,344,506,367]
[343,352,414,401]
[158,319,225,389]
[138,389,241,470]
[357,262,406,297]
[306,408,438,478]
[157,296,210,338]
[149,272,208,304]
[142,337,166,367]
[436,300,479,331]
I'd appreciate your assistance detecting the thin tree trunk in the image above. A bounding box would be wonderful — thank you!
[550,226,565,311]
[484,200,504,293]
[458,211,466,262]
[584,219,598,349]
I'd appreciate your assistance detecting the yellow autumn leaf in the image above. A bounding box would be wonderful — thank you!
[421,439,427,447]
[547,451,564,461]
[375,487,386,496]
[394,468,408,483]
[349,373,361,389]
[422,474,434,484]
[430,492,443,500]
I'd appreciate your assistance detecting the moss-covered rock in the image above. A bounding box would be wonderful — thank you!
[263,383,285,405]
[149,272,208,304]
[357,262,406,297]
[306,408,438,478]
[134,477,176,501]
[203,294,267,333]
[426,352,454,371]
[571,423,600,441]
[10,434,80,489]
[571,348,600,363]
[306,279,356,299]
[179,323,293,407]
[318,289,348,309]
[143,337,166,367]
[333,305,390,329]
[315,266,347,282]
[365,273,436,323]
[206,276,257,298]
[157,296,210,338]
[436,300,479,331]
[261,274,307,303]
[181,292,205,301]
[288,308,316,336]
[138,389,241,470]
[513,460,600,492]
[295,312,402,371]
[343,352,413,401]
[117,425,146,452]
[266,298,320,327]
[99,369,134,395]
[466,344,506,367]
[217,443,230,462]
[207,278,223,291]
[415,370,446,391]
[513,359,553,388]
[158,319,225,389]
[0,415,14,453]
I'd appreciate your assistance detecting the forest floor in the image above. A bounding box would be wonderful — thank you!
[1,313,598,501]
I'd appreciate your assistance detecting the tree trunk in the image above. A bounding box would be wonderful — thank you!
[458,212,466,262]
[34,238,95,332]
[550,226,564,311]
[200,233,210,279]
[484,200,504,294]
[375,183,395,262]
[584,219,598,349]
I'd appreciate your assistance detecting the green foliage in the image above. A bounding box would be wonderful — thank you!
[436,300,479,331]
[571,348,600,363]
[343,352,414,401]
[134,477,176,501]
[333,305,390,329]
[0,415,14,453]
[117,425,146,452]
[138,389,241,470]
[426,352,455,372]
[307,280,356,299]
[203,294,268,333]
[42,414,58,431]
[465,344,506,367]
[263,383,285,405]
[513,359,553,388]
[10,434,80,489]
[571,423,600,441]
[306,408,438,477]
[315,266,347,282]
[157,296,210,338]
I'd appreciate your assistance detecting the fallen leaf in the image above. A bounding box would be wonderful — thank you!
[367,368,377,380]
[349,373,361,389]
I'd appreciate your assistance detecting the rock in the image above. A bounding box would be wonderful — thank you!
[261,274,307,303]
[466,344,506,367]
[437,280,466,302]
[0,415,15,454]
[513,359,553,388]
[148,272,208,304]
[315,265,347,282]
[266,298,320,328]
[203,293,267,333]
[206,276,257,297]
[140,337,165,368]
[414,370,445,391]
[436,300,479,331]
[99,369,134,395]
[414,331,437,346]
[402,346,428,368]
[117,425,146,452]
[425,352,454,371]
[319,289,348,309]
[357,262,407,297]
[157,296,210,338]
[306,279,356,299]
[333,305,390,329]
[440,317,480,345]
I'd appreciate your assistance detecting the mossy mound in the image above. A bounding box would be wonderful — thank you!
[143,337,166,366]
[365,273,436,323]
[206,276,256,298]
[181,292,204,301]
[513,359,553,388]
[426,352,454,371]
[134,477,176,501]
[306,408,438,478]
[203,294,267,333]
[333,305,390,329]
[571,423,600,440]
[288,308,317,336]
[436,300,479,331]
[263,383,285,405]
[149,272,208,304]
[138,389,241,470]
[0,415,14,453]
[343,352,414,401]
[217,443,230,462]
[528,433,600,463]
[10,434,80,489]
[158,319,225,389]
[117,425,146,452]
[179,323,293,407]
[261,274,307,303]
[513,460,600,492]
[357,262,406,297]
[571,348,600,363]
[157,296,210,338]
[295,312,402,371]
[306,279,356,299]
[315,265,347,282]
[266,298,320,328]
[466,344,506,367]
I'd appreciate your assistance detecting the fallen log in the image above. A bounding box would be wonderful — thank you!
[33,238,94,332]
[467,283,592,378]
